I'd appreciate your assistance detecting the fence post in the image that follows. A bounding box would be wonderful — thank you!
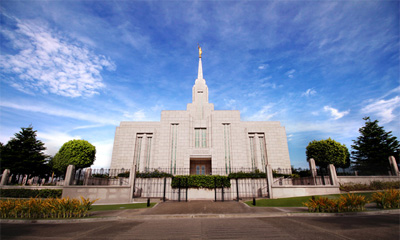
[214,178,217,202]
[185,177,188,202]
[163,177,166,202]
[328,164,339,186]
[389,156,399,176]
[64,165,75,186]
[0,169,10,186]
[236,178,239,201]
[308,158,317,185]
[221,184,224,202]
[178,178,181,202]
[265,165,273,199]
[129,165,137,199]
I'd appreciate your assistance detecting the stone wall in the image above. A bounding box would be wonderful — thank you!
[62,186,131,204]
[271,185,340,198]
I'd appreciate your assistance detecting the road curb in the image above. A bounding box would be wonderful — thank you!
[1,209,399,223]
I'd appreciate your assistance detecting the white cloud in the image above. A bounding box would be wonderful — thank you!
[224,98,237,109]
[0,101,119,125]
[0,18,115,97]
[247,105,278,121]
[91,140,114,169]
[323,106,350,120]
[123,110,146,121]
[302,88,317,97]
[361,96,400,124]
[285,69,296,78]
[258,64,269,70]
[37,131,81,156]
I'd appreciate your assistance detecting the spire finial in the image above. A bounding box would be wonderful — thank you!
[198,43,202,58]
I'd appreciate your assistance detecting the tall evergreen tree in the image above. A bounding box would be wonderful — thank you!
[0,126,48,175]
[351,117,400,175]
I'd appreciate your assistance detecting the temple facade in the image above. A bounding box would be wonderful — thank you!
[110,50,291,175]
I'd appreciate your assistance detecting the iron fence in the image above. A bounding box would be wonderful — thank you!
[72,168,130,186]
[133,177,268,201]
[273,168,332,186]
[141,167,265,176]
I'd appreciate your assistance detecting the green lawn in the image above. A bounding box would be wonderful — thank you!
[245,192,375,207]
[90,202,156,211]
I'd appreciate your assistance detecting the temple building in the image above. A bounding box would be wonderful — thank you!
[110,47,291,175]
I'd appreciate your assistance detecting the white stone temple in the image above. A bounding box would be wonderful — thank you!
[110,48,291,175]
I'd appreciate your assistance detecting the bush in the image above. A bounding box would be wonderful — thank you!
[0,189,62,198]
[171,175,231,189]
[136,170,173,178]
[340,181,400,191]
[117,171,130,178]
[0,197,97,219]
[303,194,367,213]
[371,189,400,209]
[228,170,266,179]
[91,174,109,179]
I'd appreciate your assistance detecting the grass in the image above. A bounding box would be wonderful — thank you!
[90,202,156,211]
[245,192,375,207]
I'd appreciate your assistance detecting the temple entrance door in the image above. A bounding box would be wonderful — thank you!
[190,158,211,175]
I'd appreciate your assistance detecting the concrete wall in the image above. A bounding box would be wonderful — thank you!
[271,186,340,199]
[338,176,400,185]
[0,186,63,190]
[62,186,131,204]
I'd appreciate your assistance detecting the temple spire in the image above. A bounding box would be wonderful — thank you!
[198,57,203,80]
[197,44,203,79]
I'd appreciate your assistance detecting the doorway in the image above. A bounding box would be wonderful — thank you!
[190,159,211,175]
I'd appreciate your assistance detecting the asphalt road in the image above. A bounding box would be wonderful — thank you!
[1,214,399,240]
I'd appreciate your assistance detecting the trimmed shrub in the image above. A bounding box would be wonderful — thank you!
[171,175,231,189]
[0,197,97,219]
[228,170,266,179]
[371,189,400,209]
[117,171,130,178]
[0,189,62,198]
[136,170,173,178]
[340,181,400,192]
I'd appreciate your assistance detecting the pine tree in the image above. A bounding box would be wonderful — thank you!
[0,126,48,175]
[351,117,400,175]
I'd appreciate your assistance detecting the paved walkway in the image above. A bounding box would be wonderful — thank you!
[85,200,399,221]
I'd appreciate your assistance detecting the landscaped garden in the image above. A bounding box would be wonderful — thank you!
[245,189,400,213]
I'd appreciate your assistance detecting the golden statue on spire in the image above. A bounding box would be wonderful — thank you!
[198,44,202,58]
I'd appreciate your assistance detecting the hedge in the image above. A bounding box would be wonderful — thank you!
[0,189,62,198]
[171,175,231,189]
[136,170,173,178]
[340,181,400,192]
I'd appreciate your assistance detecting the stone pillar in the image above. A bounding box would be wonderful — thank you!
[308,158,317,185]
[388,156,399,176]
[328,164,339,186]
[0,169,10,186]
[84,168,92,185]
[64,165,75,186]
[129,164,137,200]
[265,165,273,199]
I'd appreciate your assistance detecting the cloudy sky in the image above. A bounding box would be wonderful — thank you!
[1,1,399,169]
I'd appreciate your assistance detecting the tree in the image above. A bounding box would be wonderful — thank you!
[0,126,48,175]
[351,117,400,175]
[52,140,96,173]
[306,138,350,169]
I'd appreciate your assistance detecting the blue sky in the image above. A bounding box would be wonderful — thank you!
[1,1,399,169]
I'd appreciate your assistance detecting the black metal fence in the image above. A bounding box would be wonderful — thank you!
[133,177,268,201]
[141,167,265,176]
[273,168,332,186]
[336,169,393,176]
[72,168,130,186]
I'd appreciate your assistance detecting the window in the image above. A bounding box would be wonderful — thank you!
[195,128,207,148]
